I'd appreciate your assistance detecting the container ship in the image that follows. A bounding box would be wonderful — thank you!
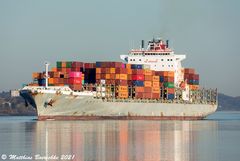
[19,38,218,120]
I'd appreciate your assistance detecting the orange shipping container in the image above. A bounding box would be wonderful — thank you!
[127,68,132,74]
[152,81,160,87]
[96,68,101,74]
[126,64,131,69]
[164,71,174,77]
[110,74,115,79]
[96,74,101,80]
[105,74,111,80]
[61,62,66,68]
[32,73,43,79]
[152,87,160,93]
[144,69,153,76]
[134,87,144,93]
[144,81,152,87]
[48,78,54,84]
[51,67,57,72]
[127,74,132,80]
[152,76,159,82]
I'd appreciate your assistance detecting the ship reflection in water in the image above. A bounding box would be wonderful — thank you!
[34,120,218,161]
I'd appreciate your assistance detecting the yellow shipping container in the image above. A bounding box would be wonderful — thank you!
[110,68,116,74]
[117,91,129,98]
[119,74,127,80]
[117,86,128,92]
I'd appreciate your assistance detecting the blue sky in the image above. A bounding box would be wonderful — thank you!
[0,0,240,96]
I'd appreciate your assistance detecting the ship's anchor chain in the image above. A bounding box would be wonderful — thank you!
[44,98,55,108]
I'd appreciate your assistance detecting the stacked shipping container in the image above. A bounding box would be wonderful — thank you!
[184,68,200,90]
[31,61,200,100]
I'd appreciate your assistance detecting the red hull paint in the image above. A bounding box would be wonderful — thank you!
[38,115,204,121]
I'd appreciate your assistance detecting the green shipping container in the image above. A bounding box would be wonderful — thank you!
[82,80,85,85]
[66,62,72,68]
[164,82,174,88]
[57,62,62,68]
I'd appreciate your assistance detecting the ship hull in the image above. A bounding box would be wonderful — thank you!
[21,91,217,120]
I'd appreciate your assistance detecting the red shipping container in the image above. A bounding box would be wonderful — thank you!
[127,80,132,86]
[106,80,111,85]
[144,87,152,93]
[84,63,96,69]
[72,62,84,68]
[152,93,160,99]
[134,92,144,99]
[69,72,82,78]
[184,68,195,74]
[164,76,174,82]
[132,75,144,81]
[111,62,123,68]
[132,69,144,75]
[167,88,175,94]
[144,93,152,99]
[71,67,80,72]
[115,80,128,86]
[69,78,82,84]
[70,84,82,91]
[115,68,127,74]
[105,68,110,74]
[145,75,153,81]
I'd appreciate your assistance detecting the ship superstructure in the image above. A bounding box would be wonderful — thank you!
[121,38,185,86]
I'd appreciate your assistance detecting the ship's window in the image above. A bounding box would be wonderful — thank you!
[170,59,173,61]
[162,65,164,67]
[167,59,169,61]
[171,65,173,67]
[139,59,141,61]
[133,59,135,61]
[130,59,132,61]
[168,65,170,67]
[161,59,163,61]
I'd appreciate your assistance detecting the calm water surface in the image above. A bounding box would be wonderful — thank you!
[0,111,240,161]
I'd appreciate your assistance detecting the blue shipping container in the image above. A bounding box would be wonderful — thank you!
[132,80,144,86]
[167,94,175,100]
[96,62,102,68]
[160,76,164,83]
[131,64,143,69]
[38,79,46,86]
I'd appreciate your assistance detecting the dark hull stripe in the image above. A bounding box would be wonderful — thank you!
[38,115,204,121]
